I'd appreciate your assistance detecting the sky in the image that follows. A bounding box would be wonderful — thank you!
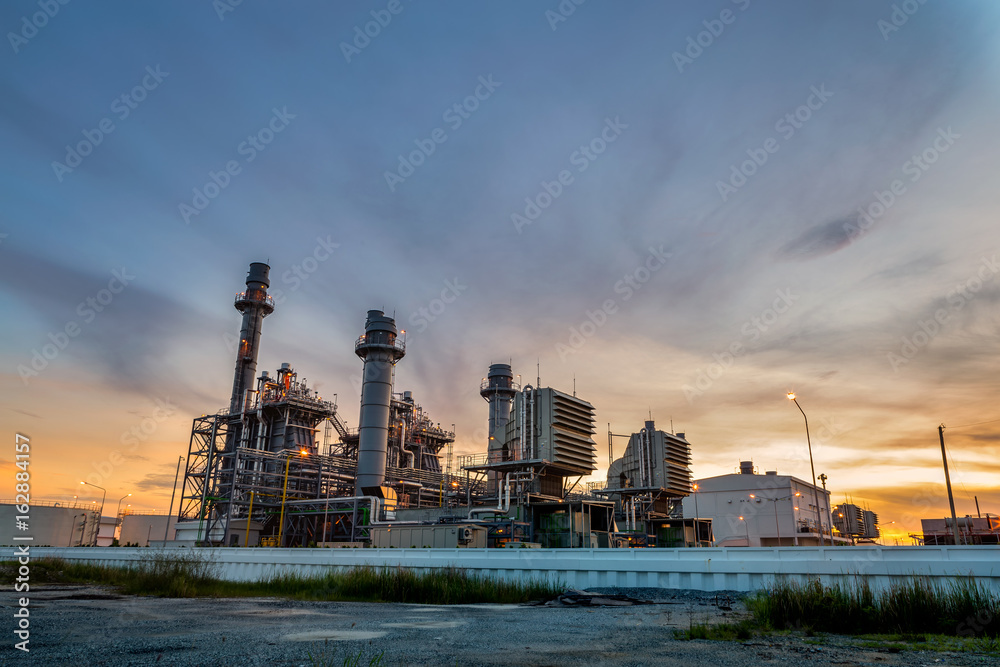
[2,1,998,543]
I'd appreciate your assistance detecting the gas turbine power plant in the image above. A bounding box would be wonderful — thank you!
[174,262,699,549]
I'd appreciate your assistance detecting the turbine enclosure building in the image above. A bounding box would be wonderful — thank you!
[599,421,693,521]
[465,381,598,499]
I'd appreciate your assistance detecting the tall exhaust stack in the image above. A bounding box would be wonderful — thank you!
[480,363,516,493]
[354,310,406,496]
[229,262,274,414]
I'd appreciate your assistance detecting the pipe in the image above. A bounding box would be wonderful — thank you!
[354,310,405,496]
[647,429,654,487]
[528,387,535,459]
[637,431,644,488]
[519,388,526,460]
[469,474,512,518]
[229,262,273,415]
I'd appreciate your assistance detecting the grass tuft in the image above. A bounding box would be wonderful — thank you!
[4,556,561,605]
[747,577,1000,638]
[680,619,756,641]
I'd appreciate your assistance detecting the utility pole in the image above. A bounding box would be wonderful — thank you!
[818,473,834,543]
[938,425,961,546]
[165,455,184,542]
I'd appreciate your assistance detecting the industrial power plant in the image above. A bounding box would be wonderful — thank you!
[173,262,703,549]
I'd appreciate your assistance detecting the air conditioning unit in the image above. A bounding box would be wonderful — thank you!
[457,527,472,542]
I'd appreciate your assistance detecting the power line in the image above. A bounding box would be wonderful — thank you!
[944,447,976,507]
[944,418,1000,429]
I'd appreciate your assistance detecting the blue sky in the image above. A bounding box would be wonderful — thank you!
[2,1,999,538]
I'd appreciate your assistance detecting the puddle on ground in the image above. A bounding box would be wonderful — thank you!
[284,630,387,641]
[235,609,341,618]
[381,620,466,629]
[403,604,521,611]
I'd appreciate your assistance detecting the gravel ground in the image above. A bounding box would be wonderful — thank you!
[2,585,999,666]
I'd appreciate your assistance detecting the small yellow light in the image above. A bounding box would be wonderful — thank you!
[787,392,796,400]
[749,494,755,499]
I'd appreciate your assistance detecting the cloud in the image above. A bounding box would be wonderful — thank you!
[0,247,226,410]
[133,471,179,493]
[777,216,854,260]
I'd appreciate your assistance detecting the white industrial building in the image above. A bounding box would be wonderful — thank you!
[0,500,101,546]
[681,461,849,547]
[119,511,179,546]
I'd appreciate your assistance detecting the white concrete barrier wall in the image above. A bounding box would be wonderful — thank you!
[28,545,1000,593]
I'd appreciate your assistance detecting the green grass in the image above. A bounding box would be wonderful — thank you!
[2,556,560,605]
[680,619,755,641]
[746,577,999,638]
[677,577,999,654]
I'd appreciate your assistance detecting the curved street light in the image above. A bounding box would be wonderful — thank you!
[787,393,826,547]
[80,481,107,546]
[115,493,132,542]
[751,492,800,547]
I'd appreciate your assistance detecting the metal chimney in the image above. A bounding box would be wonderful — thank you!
[739,460,755,475]
[480,363,517,492]
[229,262,274,414]
[354,310,405,496]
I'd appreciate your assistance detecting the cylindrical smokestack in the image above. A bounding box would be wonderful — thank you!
[480,363,517,493]
[229,262,274,414]
[739,460,754,475]
[354,310,405,496]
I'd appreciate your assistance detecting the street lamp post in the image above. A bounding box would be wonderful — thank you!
[277,449,307,547]
[692,483,700,547]
[115,493,132,542]
[80,481,107,546]
[739,515,750,546]
[787,393,825,547]
[68,514,80,546]
[755,492,800,547]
